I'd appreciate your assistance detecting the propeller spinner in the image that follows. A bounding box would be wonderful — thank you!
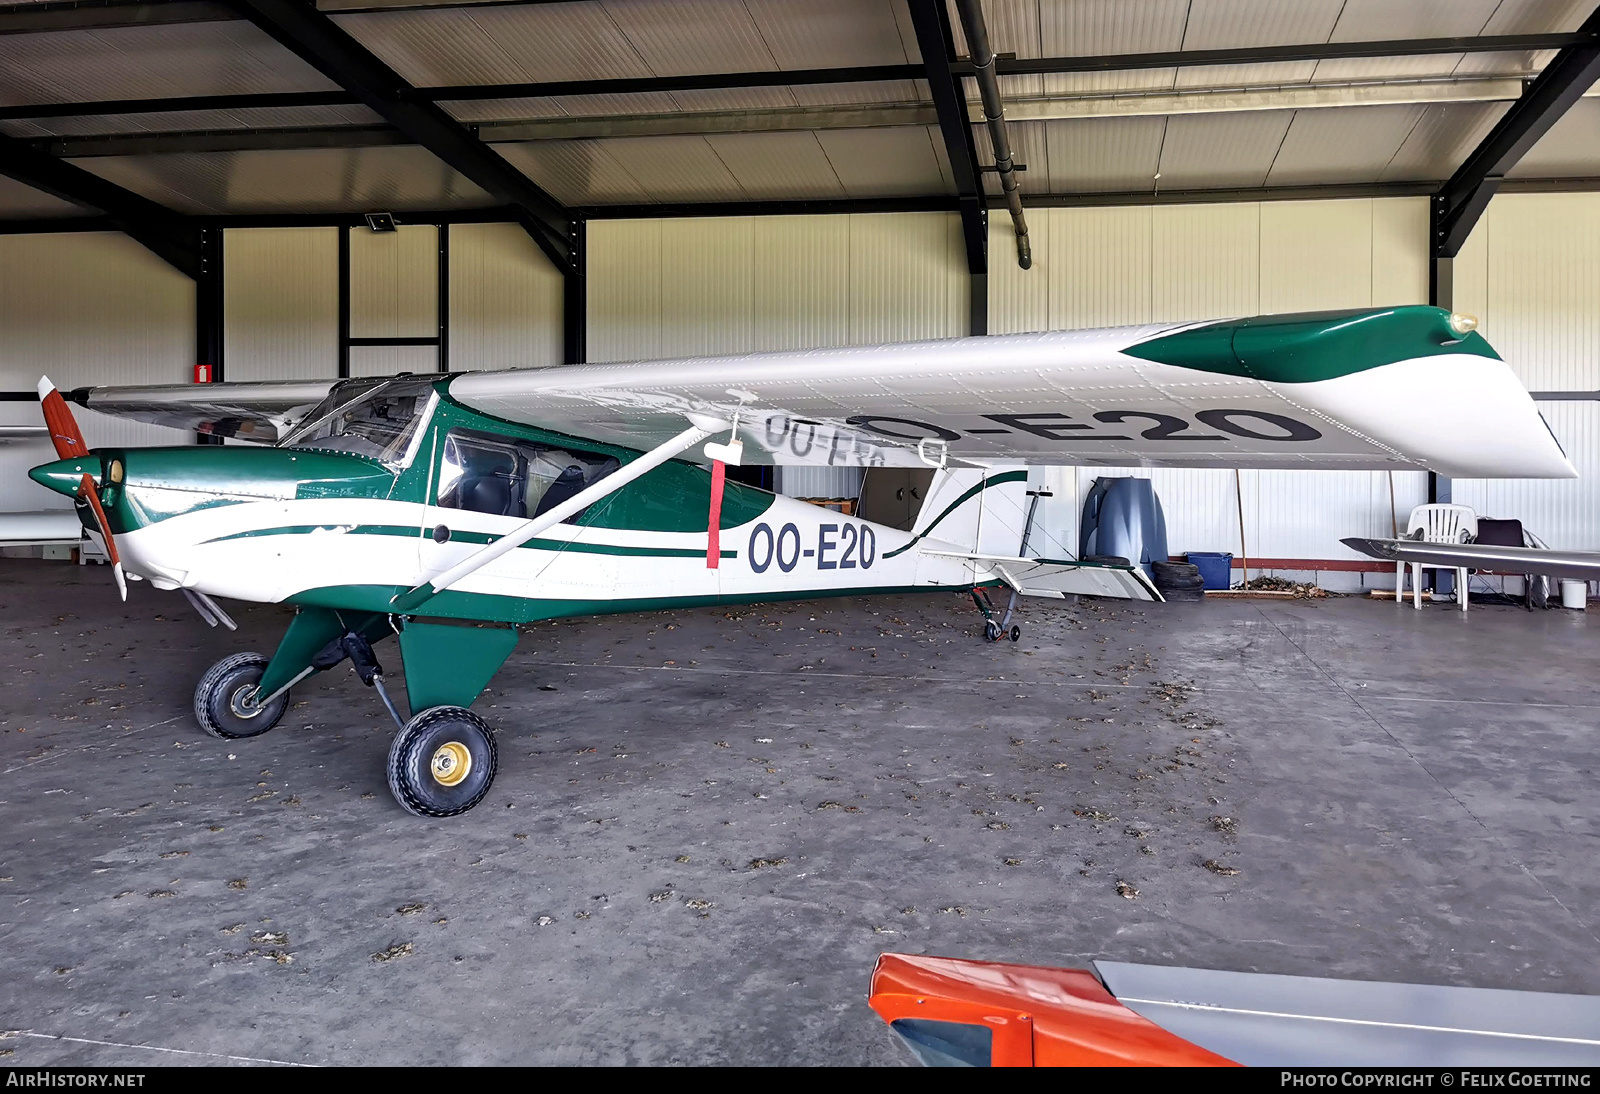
[34,376,127,601]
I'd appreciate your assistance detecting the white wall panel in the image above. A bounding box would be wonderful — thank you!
[846,212,966,344]
[659,217,755,357]
[1151,202,1259,322]
[587,218,663,363]
[1047,206,1153,330]
[447,222,563,372]
[751,215,851,350]
[223,227,339,381]
[590,213,968,364]
[347,345,437,378]
[1479,193,1600,392]
[1371,196,1430,305]
[349,224,437,340]
[1260,199,1376,312]
[0,232,193,514]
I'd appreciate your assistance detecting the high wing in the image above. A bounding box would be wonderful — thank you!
[64,379,334,443]
[55,306,1574,478]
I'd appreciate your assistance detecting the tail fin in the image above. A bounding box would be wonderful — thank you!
[911,467,1031,555]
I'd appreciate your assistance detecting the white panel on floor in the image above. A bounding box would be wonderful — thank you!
[223,227,339,381]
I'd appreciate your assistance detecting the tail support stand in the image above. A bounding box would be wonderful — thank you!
[992,486,1052,639]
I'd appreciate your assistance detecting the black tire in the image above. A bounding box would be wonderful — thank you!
[193,653,289,739]
[386,706,498,818]
[1160,587,1206,602]
[1084,554,1131,566]
[1009,625,1021,642]
[1155,573,1206,590]
[1151,560,1200,583]
[983,620,1002,642]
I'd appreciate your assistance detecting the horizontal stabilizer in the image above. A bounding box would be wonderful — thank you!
[923,550,1164,602]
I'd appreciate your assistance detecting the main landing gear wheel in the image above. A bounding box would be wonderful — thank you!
[984,620,1002,642]
[194,652,290,739]
[387,706,498,818]
[1009,625,1022,642]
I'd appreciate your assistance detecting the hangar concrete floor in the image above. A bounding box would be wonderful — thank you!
[1,557,1596,1066]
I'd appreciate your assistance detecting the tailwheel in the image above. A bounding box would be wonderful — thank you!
[194,652,289,739]
[386,706,498,818]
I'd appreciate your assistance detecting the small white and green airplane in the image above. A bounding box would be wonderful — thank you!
[24,305,1573,817]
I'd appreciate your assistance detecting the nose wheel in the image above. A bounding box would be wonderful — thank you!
[386,706,498,817]
[194,652,290,739]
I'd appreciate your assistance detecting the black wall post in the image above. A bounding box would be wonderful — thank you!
[563,218,586,364]
[194,226,223,445]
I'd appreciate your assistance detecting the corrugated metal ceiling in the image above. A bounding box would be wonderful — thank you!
[333,0,918,87]
[493,124,954,206]
[0,21,337,108]
[0,1,1595,217]
[72,145,495,215]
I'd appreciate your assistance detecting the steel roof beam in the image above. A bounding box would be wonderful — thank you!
[225,0,573,267]
[41,73,1582,157]
[4,33,1588,122]
[0,133,199,274]
[999,33,1591,76]
[1433,6,1600,257]
[905,0,985,272]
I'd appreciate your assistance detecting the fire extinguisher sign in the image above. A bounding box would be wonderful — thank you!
[194,364,213,383]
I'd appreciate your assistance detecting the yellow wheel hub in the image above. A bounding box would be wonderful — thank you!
[430,741,472,787]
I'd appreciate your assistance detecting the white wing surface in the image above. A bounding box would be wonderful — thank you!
[447,306,1572,478]
[53,307,1574,479]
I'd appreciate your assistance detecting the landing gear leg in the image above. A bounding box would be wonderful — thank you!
[971,589,1021,642]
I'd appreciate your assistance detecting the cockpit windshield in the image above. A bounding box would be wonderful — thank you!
[279,378,437,468]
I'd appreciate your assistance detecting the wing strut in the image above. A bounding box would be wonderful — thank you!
[391,418,726,613]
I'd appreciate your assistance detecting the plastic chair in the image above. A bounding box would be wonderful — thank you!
[1396,503,1478,612]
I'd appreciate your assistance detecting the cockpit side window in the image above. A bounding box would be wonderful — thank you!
[436,428,620,523]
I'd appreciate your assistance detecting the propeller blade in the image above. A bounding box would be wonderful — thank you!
[76,471,126,602]
[38,376,90,460]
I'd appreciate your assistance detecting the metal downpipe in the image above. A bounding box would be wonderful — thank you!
[953,0,1031,269]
